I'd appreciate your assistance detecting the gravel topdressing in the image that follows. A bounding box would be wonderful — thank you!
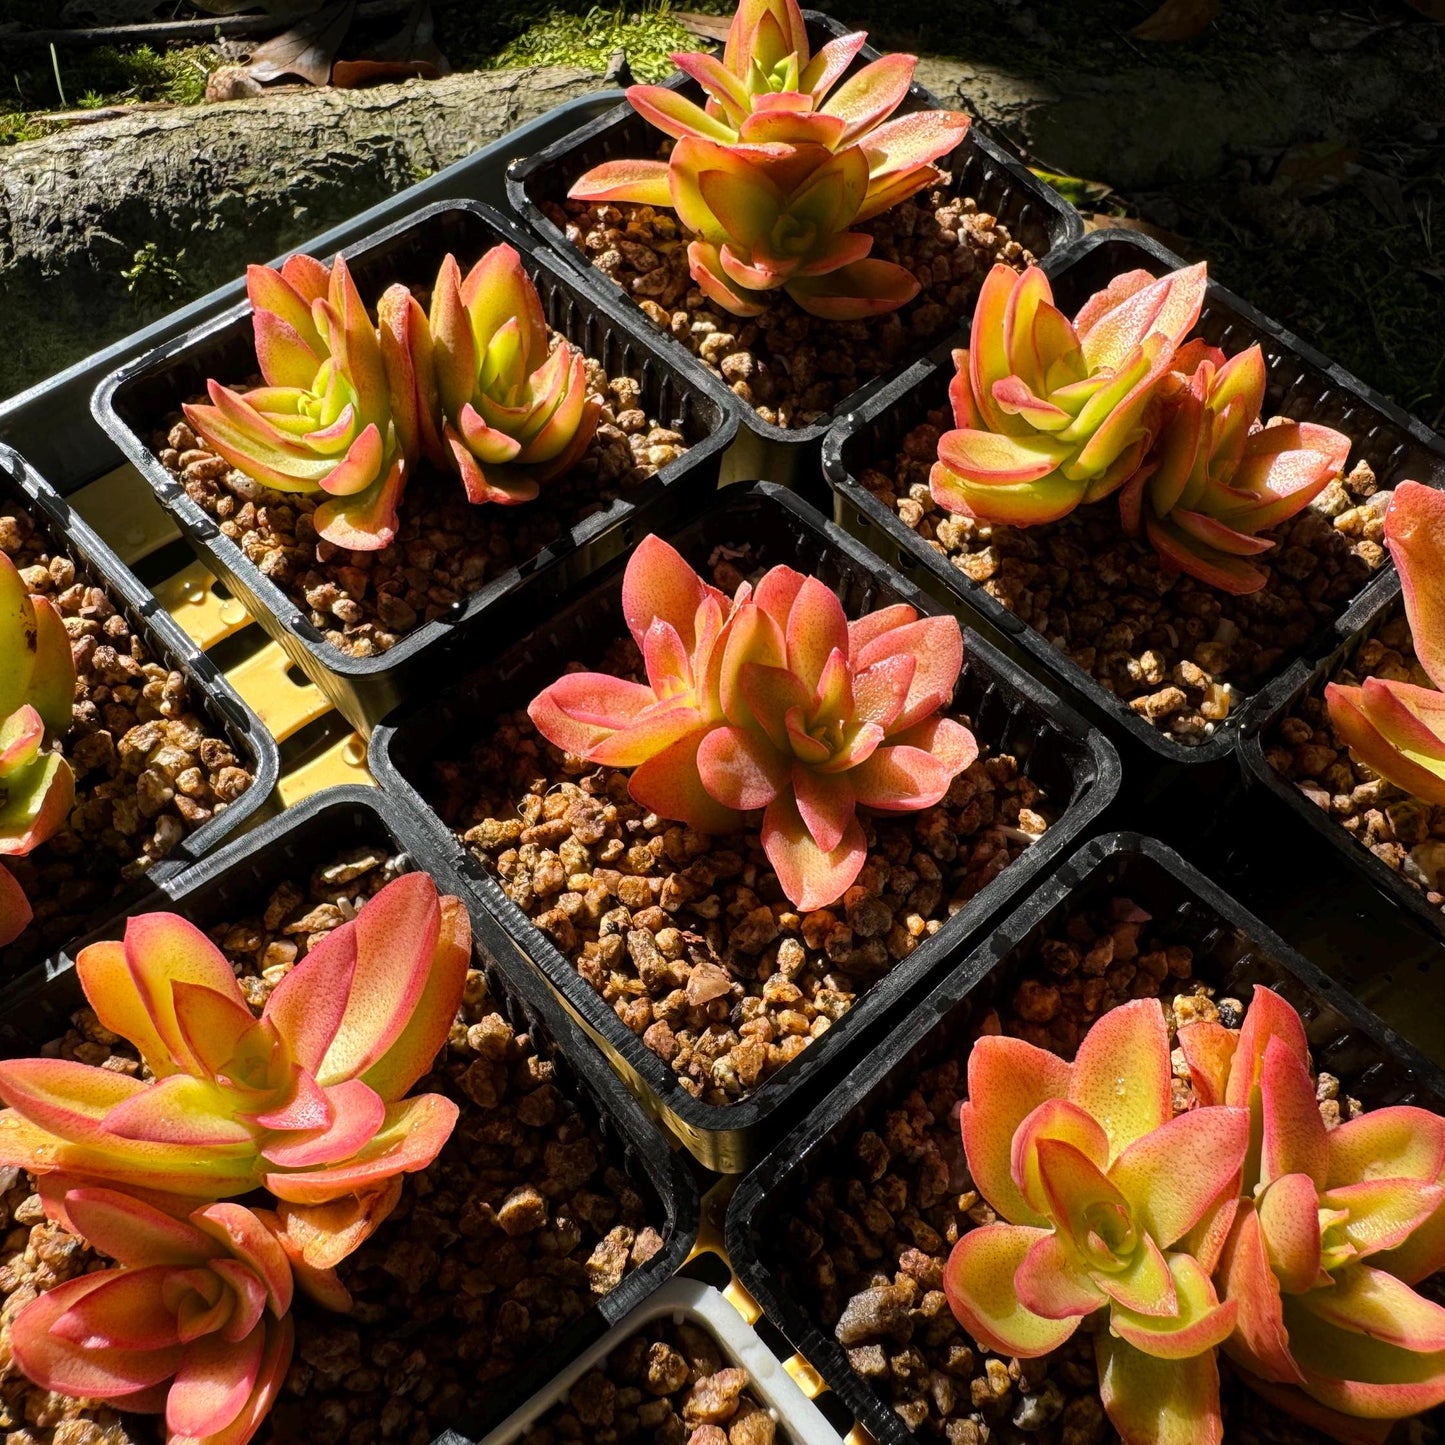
[0,846,667,1445]
[860,413,1387,745]
[521,1316,785,1445]
[548,178,1033,432]
[775,896,1413,1445]
[155,345,687,661]
[0,503,253,966]
[1264,601,1445,909]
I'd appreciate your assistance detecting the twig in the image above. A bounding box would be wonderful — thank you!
[1,0,407,50]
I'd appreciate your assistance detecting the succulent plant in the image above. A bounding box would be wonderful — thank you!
[0,873,468,1257]
[1178,985,1445,1440]
[528,535,975,911]
[1119,343,1351,594]
[568,0,968,321]
[428,245,601,505]
[661,136,927,320]
[0,549,77,948]
[184,255,418,552]
[10,1184,325,1445]
[943,999,1250,1445]
[1327,480,1445,804]
[930,262,1208,526]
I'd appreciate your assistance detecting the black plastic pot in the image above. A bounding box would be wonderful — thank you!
[824,229,1445,812]
[93,199,741,735]
[1239,577,1445,942]
[372,482,1120,1174]
[0,441,278,979]
[726,830,1445,1445]
[505,11,1083,485]
[0,784,700,1444]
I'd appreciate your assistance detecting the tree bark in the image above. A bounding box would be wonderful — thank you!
[0,64,604,402]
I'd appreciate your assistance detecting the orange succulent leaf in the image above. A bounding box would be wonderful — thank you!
[9,1183,316,1445]
[932,264,1203,527]
[529,535,971,911]
[0,875,467,1220]
[1096,1330,1224,1445]
[1208,985,1445,1432]
[947,999,1249,1442]
[1386,480,1445,691]
[1325,679,1445,808]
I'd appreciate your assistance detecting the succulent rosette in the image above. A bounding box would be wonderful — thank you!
[1177,986,1445,1440]
[10,1184,324,1445]
[1120,342,1351,594]
[1327,479,1445,804]
[0,873,468,1258]
[527,535,976,911]
[944,999,1250,1445]
[930,262,1208,526]
[183,255,417,551]
[0,549,77,948]
[429,244,601,505]
[568,0,968,321]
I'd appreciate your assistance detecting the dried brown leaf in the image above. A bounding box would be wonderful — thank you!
[1406,0,1445,19]
[1129,0,1220,42]
[244,0,355,84]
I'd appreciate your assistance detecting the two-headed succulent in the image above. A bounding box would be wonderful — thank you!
[1327,479,1445,807]
[185,247,599,551]
[527,535,976,911]
[569,0,969,319]
[0,871,470,1443]
[929,262,1352,595]
[0,550,77,948]
[943,984,1445,1444]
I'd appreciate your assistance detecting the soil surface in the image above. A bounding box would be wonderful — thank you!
[433,555,1051,1107]
[548,177,1033,431]
[521,1316,784,1445]
[156,346,685,660]
[777,895,1403,1444]
[1264,602,1445,912]
[0,503,254,967]
[860,413,1388,744]
[0,845,667,1445]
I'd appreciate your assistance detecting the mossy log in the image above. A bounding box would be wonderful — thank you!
[0,64,602,402]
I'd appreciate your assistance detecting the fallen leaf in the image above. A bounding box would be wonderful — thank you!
[244,0,355,83]
[1031,168,1114,206]
[1270,140,1357,198]
[1129,0,1220,42]
[1406,0,1445,19]
[673,10,730,43]
[331,1,447,87]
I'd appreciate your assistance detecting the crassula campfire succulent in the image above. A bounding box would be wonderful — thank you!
[930,262,1208,526]
[1178,986,1445,1440]
[1327,479,1445,804]
[184,256,420,552]
[527,535,976,911]
[429,244,600,504]
[1,549,77,948]
[10,1184,336,1445]
[1120,342,1351,594]
[0,872,468,1258]
[943,999,1250,1445]
[568,0,969,319]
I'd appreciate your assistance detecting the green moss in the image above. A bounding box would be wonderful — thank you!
[121,242,188,307]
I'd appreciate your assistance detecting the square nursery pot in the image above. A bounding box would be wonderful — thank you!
[505,10,1083,486]
[472,1276,840,1445]
[371,482,1120,1174]
[725,830,1445,1445]
[93,198,742,736]
[0,441,277,982]
[823,228,1445,810]
[0,784,700,1444]
[1240,573,1445,948]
